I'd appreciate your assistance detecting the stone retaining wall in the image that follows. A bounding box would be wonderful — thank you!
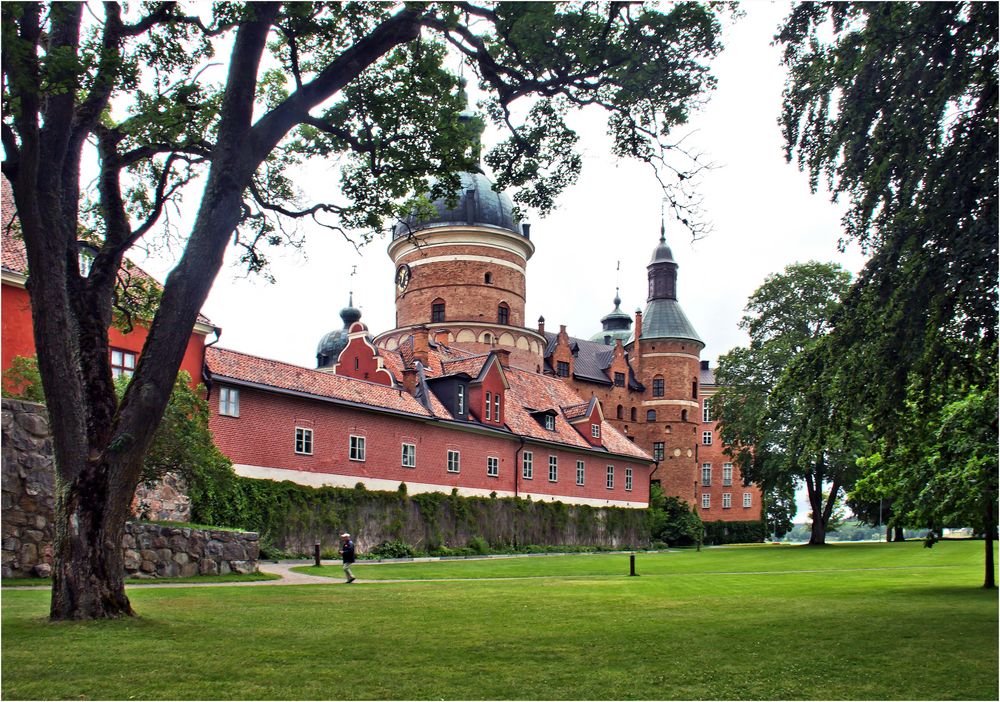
[2,398,258,579]
[123,522,258,579]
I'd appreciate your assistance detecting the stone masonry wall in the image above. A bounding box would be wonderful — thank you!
[2,398,257,579]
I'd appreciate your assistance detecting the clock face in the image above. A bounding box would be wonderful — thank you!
[395,264,411,291]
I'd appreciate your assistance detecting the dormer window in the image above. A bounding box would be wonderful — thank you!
[457,384,465,415]
[556,361,570,377]
[591,424,601,439]
[485,391,492,421]
[494,393,501,423]
[544,415,555,431]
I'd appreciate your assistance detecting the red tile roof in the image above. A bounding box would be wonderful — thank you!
[207,346,441,418]
[561,402,591,420]
[440,355,489,378]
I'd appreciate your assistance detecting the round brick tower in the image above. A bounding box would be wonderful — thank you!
[373,171,546,370]
[627,225,704,504]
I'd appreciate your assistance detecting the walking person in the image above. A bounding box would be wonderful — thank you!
[339,533,356,583]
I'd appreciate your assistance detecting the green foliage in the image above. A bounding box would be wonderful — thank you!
[646,484,704,547]
[192,475,649,555]
[1,355,45,402]
[777,2,997,567]
[713,262,859,544]
[112,372,235,507]
[702,520,766,546]
[370,540,416,560]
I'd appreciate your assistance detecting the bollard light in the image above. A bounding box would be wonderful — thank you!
[629,553,637,576]
[314,542,321,567]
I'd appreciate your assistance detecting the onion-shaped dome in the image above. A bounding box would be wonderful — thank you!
[650,224,675,264]
[590,290,633,345]
[393,171,519,237]
[317,294,362,368]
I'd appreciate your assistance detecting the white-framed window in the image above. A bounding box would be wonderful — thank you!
[544,415,555,431]
[401,443,416,468]
[494,394,501,422]
[606,465,614,489]
[703,398,712,423]
[652,442,665,461]
[487,456,499,478]
[350,435,366,461]
[295,427,313,455]
[576,460,585,486]
[701,463,712,487]
[110,349,136,379]
[219,387,239,417]
[723,493,732,509]
[702,430,713,445]
[701,493,711,509]
[625,467,633,492]
[723,463,733,486]
[522,451,533,479]
[485,391,492,420]
[548,456,558,482]
[457,385,465,415]
[743,492,752,508]
[591,424,601,439]
[447,449,461,473]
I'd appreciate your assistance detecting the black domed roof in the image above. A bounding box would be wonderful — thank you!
[317,294,362,369]
[649,223,675,264]
[393,172,519,237]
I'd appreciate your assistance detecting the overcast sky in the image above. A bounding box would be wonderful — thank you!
[134,2,865,369]
[130,2,869,524]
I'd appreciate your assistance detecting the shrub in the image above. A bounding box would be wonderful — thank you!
[468,536,489,554]
[370,540,415,560]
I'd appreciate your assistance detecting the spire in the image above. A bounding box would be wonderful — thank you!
[648,221,678,300]
[340,292,362,326]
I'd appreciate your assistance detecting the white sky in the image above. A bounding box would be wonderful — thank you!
[132,2,868,523]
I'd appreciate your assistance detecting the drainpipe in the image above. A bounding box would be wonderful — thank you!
[513,436,526,499]
[512,436,526,550]
[201,326,222,399]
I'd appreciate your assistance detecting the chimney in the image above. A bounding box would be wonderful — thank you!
[494,348,511,368]
[402,367,418,395]
[433,329,450,345]
[412,326,429,367]
[700,360,710,371]
[634,309,643,341]
[538,315,545,336]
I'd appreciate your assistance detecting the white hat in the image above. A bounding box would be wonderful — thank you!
[340,533,350,538]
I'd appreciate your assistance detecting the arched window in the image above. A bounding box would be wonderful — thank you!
[630,407,637,421]
[497,302,510,325]
[692,379,698,399]
[616,404,624,420]
[646,409,656,422]
[485,272,493,284]
[681,409,688,422]
[431,298,445,323]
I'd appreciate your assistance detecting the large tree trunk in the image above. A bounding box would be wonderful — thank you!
[805,470,826,546]
[892,525,905,542]
[984,498,996,590]
[50,462,136,618]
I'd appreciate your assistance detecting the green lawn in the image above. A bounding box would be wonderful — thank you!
[1,572,281,588]
[3,541,996,700]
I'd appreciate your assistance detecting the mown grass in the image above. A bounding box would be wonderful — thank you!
[2,541,996,700]
[1,572,281,588]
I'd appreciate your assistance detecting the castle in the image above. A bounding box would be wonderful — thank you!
[1,164,759,519]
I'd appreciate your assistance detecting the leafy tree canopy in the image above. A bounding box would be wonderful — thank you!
[713,261,856,545]
[776,2,998,429]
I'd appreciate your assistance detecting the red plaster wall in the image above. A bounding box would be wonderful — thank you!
[333,332,392,386]
[208,384,650,506]
[2,282,207,385]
